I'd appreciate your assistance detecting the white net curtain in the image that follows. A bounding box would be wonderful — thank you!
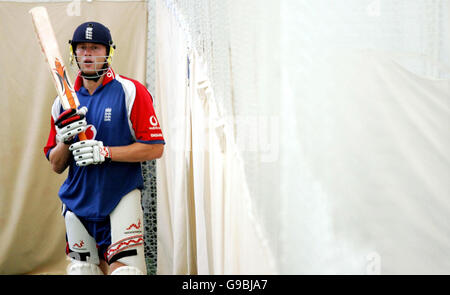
[155,0,450,274]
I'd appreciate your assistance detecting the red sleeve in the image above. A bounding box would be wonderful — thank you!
[129,81,165,144]
[43,116,58,160]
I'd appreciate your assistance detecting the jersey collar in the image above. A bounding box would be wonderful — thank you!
[74,68,116,91]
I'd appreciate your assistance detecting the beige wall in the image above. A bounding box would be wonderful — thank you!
[0,1,148,274]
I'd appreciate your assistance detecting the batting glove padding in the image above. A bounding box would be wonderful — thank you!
[69,140,111,166]
[55,107,88,144]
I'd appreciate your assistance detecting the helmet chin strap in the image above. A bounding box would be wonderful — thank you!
[80,62,109,82]
[75,55,110,82]
[81,72,103,82]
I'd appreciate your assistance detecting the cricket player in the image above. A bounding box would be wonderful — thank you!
[43,22,165,275]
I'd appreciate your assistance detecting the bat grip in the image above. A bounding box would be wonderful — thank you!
[78,131,88,141]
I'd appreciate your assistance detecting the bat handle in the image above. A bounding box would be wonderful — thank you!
[78,131,88,141]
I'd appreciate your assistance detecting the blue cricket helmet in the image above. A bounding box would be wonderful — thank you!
[69,21,115,54]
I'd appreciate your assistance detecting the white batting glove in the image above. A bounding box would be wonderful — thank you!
[55,107,88,144]
[69,140,112,167]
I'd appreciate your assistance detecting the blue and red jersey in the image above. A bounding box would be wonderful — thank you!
[44,68,165,220]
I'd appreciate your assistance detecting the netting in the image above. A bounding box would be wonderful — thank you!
[142,0,158,276]
[156,0,450,274]
[164,0,284,262]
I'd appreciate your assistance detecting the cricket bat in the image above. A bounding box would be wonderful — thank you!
[29,6,87,141]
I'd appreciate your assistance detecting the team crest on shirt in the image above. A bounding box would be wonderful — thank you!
[84,125,97,140]
[104,108,112,122]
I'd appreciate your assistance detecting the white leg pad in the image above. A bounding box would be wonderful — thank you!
[110,266,144,275]
[67,259,104,275]
[64,210,100,265]
[107,189,147,275]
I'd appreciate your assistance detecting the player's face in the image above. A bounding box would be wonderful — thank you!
[75,43,108,74]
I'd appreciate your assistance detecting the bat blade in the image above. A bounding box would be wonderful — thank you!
[30,7,87,141]
[29,6,79,110]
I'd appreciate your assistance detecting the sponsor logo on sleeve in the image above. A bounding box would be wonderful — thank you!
[149,115,161,130]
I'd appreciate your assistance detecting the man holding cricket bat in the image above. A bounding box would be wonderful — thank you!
[43,22,165,275]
